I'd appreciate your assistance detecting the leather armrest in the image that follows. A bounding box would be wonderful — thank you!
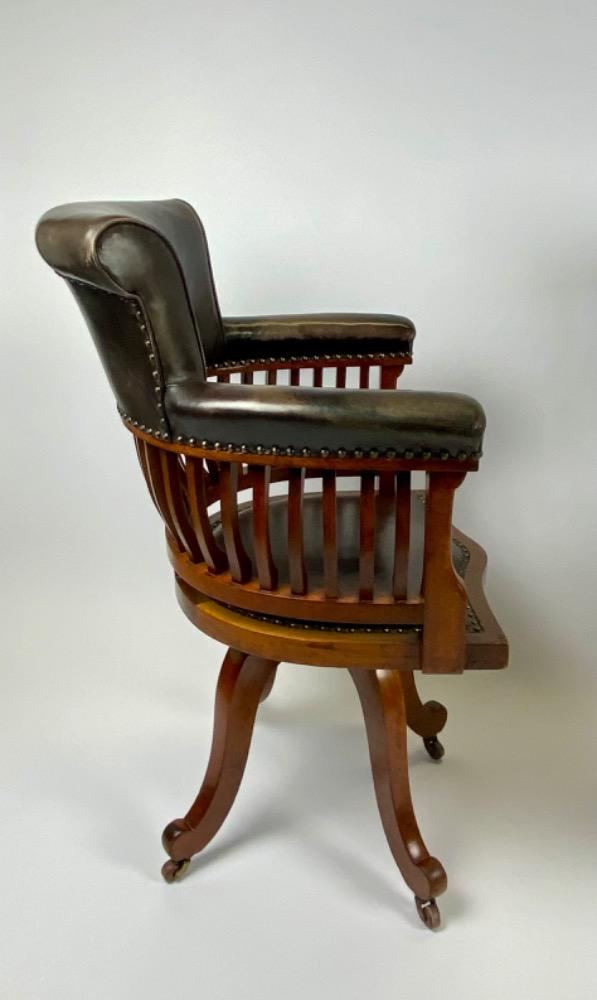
[164,381,484,461]
[221,313,415,364]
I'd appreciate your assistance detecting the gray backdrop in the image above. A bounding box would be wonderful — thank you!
[2,1,596,997]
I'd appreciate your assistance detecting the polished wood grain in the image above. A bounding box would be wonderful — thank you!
[127,353,507,928]
[358,472,376,600]
[160,450,201,561]
[422,473,467,673]
[402,670,448,760]
[393,472,411,600]
[185,457,227,573]
[219,462,252,583]
[162,649,278,875]
[288,467,307,595]
[350,668,447,918]
[322,470,338,598]
[251,465,278,591]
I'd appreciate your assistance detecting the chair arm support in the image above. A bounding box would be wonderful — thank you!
[222,313,415,365]
[164,381,484,462]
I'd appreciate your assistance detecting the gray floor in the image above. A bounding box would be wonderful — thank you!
[2,556,596,1000]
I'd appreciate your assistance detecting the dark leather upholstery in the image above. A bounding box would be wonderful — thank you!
[36,199,484,459]
[167,380,485,458]
[223,313,414,363]
[36,200,221,435]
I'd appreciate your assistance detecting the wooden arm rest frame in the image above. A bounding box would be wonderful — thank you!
[129,407,474,672]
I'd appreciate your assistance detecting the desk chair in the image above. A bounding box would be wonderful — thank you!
[36,200,508,929]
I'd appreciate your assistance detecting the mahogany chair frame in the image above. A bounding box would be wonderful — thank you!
[129,355,506,930]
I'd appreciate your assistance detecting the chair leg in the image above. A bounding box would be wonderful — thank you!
[161,648,278,882]
[259,663,279,703]
[349,668,448,929]
[401,670,448,761]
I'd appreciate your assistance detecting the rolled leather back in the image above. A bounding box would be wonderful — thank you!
[35,199,223,440]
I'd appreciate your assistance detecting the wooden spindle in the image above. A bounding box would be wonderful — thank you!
[359,366,370,389]
[392,471,411,600]
[217,371,230,383]
[359,472,376,600]
[313,367,323,388]
[241,371,254,384]
[380,364,404,389]
[185,456,227,573]
[322,470,338,598]
[267,369,277,385]
[135,438,160,514]
[290,367,300,386]
[288,468,307,594]
[219,462,252,583]
[160,450,202,561]
[252,466,278,591]
[336,366,346,388]
[143,441,181,545]
[378,367,399,497]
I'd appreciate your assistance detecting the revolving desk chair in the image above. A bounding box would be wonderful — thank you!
[36,200,508,929]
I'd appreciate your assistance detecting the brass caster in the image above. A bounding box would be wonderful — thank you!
[161,858,190,883]
[415,896,441,930]
[423,736,445,761]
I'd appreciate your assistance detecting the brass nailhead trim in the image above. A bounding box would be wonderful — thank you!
[70,279,171,443]
[223,604,423,635]
[117,412,481,462]
[210,350,410,370]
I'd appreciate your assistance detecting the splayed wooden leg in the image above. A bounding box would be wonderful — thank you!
[259,663,279,703]
[161,648,278,879]
[350,668,447,928]
[401,670,447,760]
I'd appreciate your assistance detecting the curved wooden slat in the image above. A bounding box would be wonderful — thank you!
[185,456,227,573]
[220,462,253,583]
[322,470,338,598]
[160,450,202,561]
[251,466,278,591]
[288,468,307,595]
[359,472,376,600]
[135,438,161,515]
[393,471,411,600]
[143,441,181,546]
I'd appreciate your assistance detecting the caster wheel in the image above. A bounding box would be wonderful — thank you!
[423,736,445,761]
[415,896,441,930]
[161,858,190,883]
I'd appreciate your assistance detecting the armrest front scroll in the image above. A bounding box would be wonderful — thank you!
[222,313,415,366]
[163,381,484,465]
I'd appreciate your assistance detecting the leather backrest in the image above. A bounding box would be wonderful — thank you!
[36,200,224,439]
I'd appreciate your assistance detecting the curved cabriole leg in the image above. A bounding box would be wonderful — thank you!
[349,668,447,929]
[161,648,278,881]
[401,670,448,761]
[259,663,279,703]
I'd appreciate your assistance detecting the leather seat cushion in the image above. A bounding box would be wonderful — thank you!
[213,490,467,600]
